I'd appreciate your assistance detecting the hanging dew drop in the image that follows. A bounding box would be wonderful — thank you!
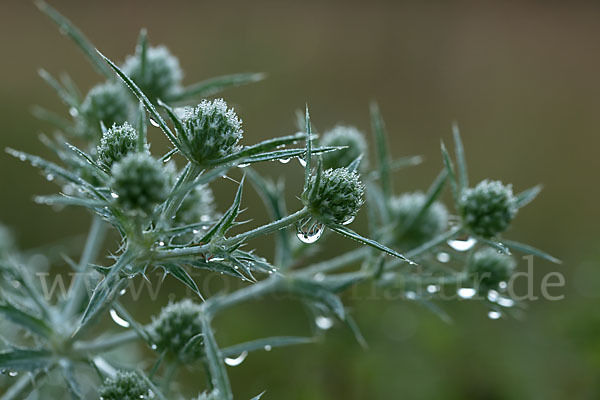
[224,351,248,367]
[427,284,440,294]
[297,157,307,167]
[496,297,515,308]
[447,236,477,251]
[264,345,272,351]
[296,217,325,244]
[342,215,355,225]
[315,316,334,330]
[119,288,127,296]
[69,107,78,117]
[238,163,250,168]
[149,118,160,127]
[457,288,477,299]
[109,308,130,328]
[436,252,450,263]
[8,371,18,377]
[46,174,55,182]
[498,281,508,290]
[488,310,502,320]
[279,158,291,164]
[110,192,119,199]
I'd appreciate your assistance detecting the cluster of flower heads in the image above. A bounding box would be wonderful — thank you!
[98,370,152,400]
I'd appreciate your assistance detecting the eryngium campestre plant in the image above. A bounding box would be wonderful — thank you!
[0,3,561,400]
[461,179,518,238]
[319,125,368,170]
[98,370,152,400]
[180,98,243,165]
[97,122,140,168]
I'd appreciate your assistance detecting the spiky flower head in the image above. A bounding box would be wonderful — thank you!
[303,168,365,224]
[98,370,152,400]
[469,247,516,293]
[149,299,204,362]
[180,99,243,165]
[110,153,169,215]
[461,180,518,237]
[79,82,130,139]
[388,192,448,249]
[122,45,183,102]
[97,122,139,168]
[320,125,368,170]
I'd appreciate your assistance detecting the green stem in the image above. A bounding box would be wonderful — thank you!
[63,215,107,319]
[73,330,139,353]
[224,207,309,246]
[163,162,203,222]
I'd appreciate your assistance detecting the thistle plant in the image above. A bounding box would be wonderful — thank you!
[0,3,561,399]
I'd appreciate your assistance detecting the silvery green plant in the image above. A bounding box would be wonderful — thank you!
[0,3,561,399]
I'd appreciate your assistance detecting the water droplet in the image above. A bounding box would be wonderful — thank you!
[426,284,440,294]
[224,351,248,366]
[46,174,55,182]
[151,344,157,350]
[487,290,500,302]
[436,252,450,263]
[341,215,355,225]
[296,217,325,244]
[238,163,250,168]
[192,229,199,234]
[110,192,119,199]
[149,118,159,127]
[69,107,78,117]
[264,345,272,351]
[405,291,417,300]
[119,288,127,296]
[496,297,515,308]
[109,309,130,328]
[314,272,325,282]
[447,236,477,251]
[11,280,20,289]
[158,241,165,247]
[488,310,502,320]
[457,288,477,299]
[297,157,307,167]
[315,316,334,330]
[279,158,291,164]
[8,371,18,377]
[163,157,172,163]
[498,281,508,290]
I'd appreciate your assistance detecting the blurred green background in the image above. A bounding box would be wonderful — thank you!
[1,0,599,399]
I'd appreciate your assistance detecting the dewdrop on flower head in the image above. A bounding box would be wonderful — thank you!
[461,179,518,238]
[303,168,365,225]
[388,192,448,250]
[78,82,130,140]
[110,153,169,215]
[97,122,140,168]
[469,247,516,294]
[98,370,152,400]
[149,299,204,362]
[319,125,368,170]
[180,99,243,166]
[121,45,183,102]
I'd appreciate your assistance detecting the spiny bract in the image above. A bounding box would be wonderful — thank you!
[149,299,204,362]
[389,192,448,249]
[320,125,368,170]
[180,99,243,165]
[110,153,169,214]
[97,122,139,168]
[78,82,130,139]
[304,168,365,224]
[98,370,152,400]
[461,179,518,237]
[122,45,183,102]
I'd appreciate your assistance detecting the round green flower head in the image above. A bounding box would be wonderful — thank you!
[98,370,152,400]
[180,99,243,165]
[149,299,204,362]
[304,168,365,224]
[320,125,368,170]
[110,153,169,214]
[79,82,130,139]
[388,192,448,249]
[97,122,139,168]
[122,45,183,102]
[461,179,518,237]
[469,247,516,293]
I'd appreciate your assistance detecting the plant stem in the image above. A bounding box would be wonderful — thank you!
[63,215,107,319]
[73,330,139,353]
[224,207,309,246]
[163,161,203,221]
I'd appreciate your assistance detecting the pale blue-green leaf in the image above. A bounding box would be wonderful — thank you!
[201,315,233,400]
[370,102,392,198]
[452,122,468,193]
[515,185,543,209]
[0,303,52,338]
[0,348,54,371]
[167,73,266,102]
[502,239,561,264]
[221,336,314,358]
